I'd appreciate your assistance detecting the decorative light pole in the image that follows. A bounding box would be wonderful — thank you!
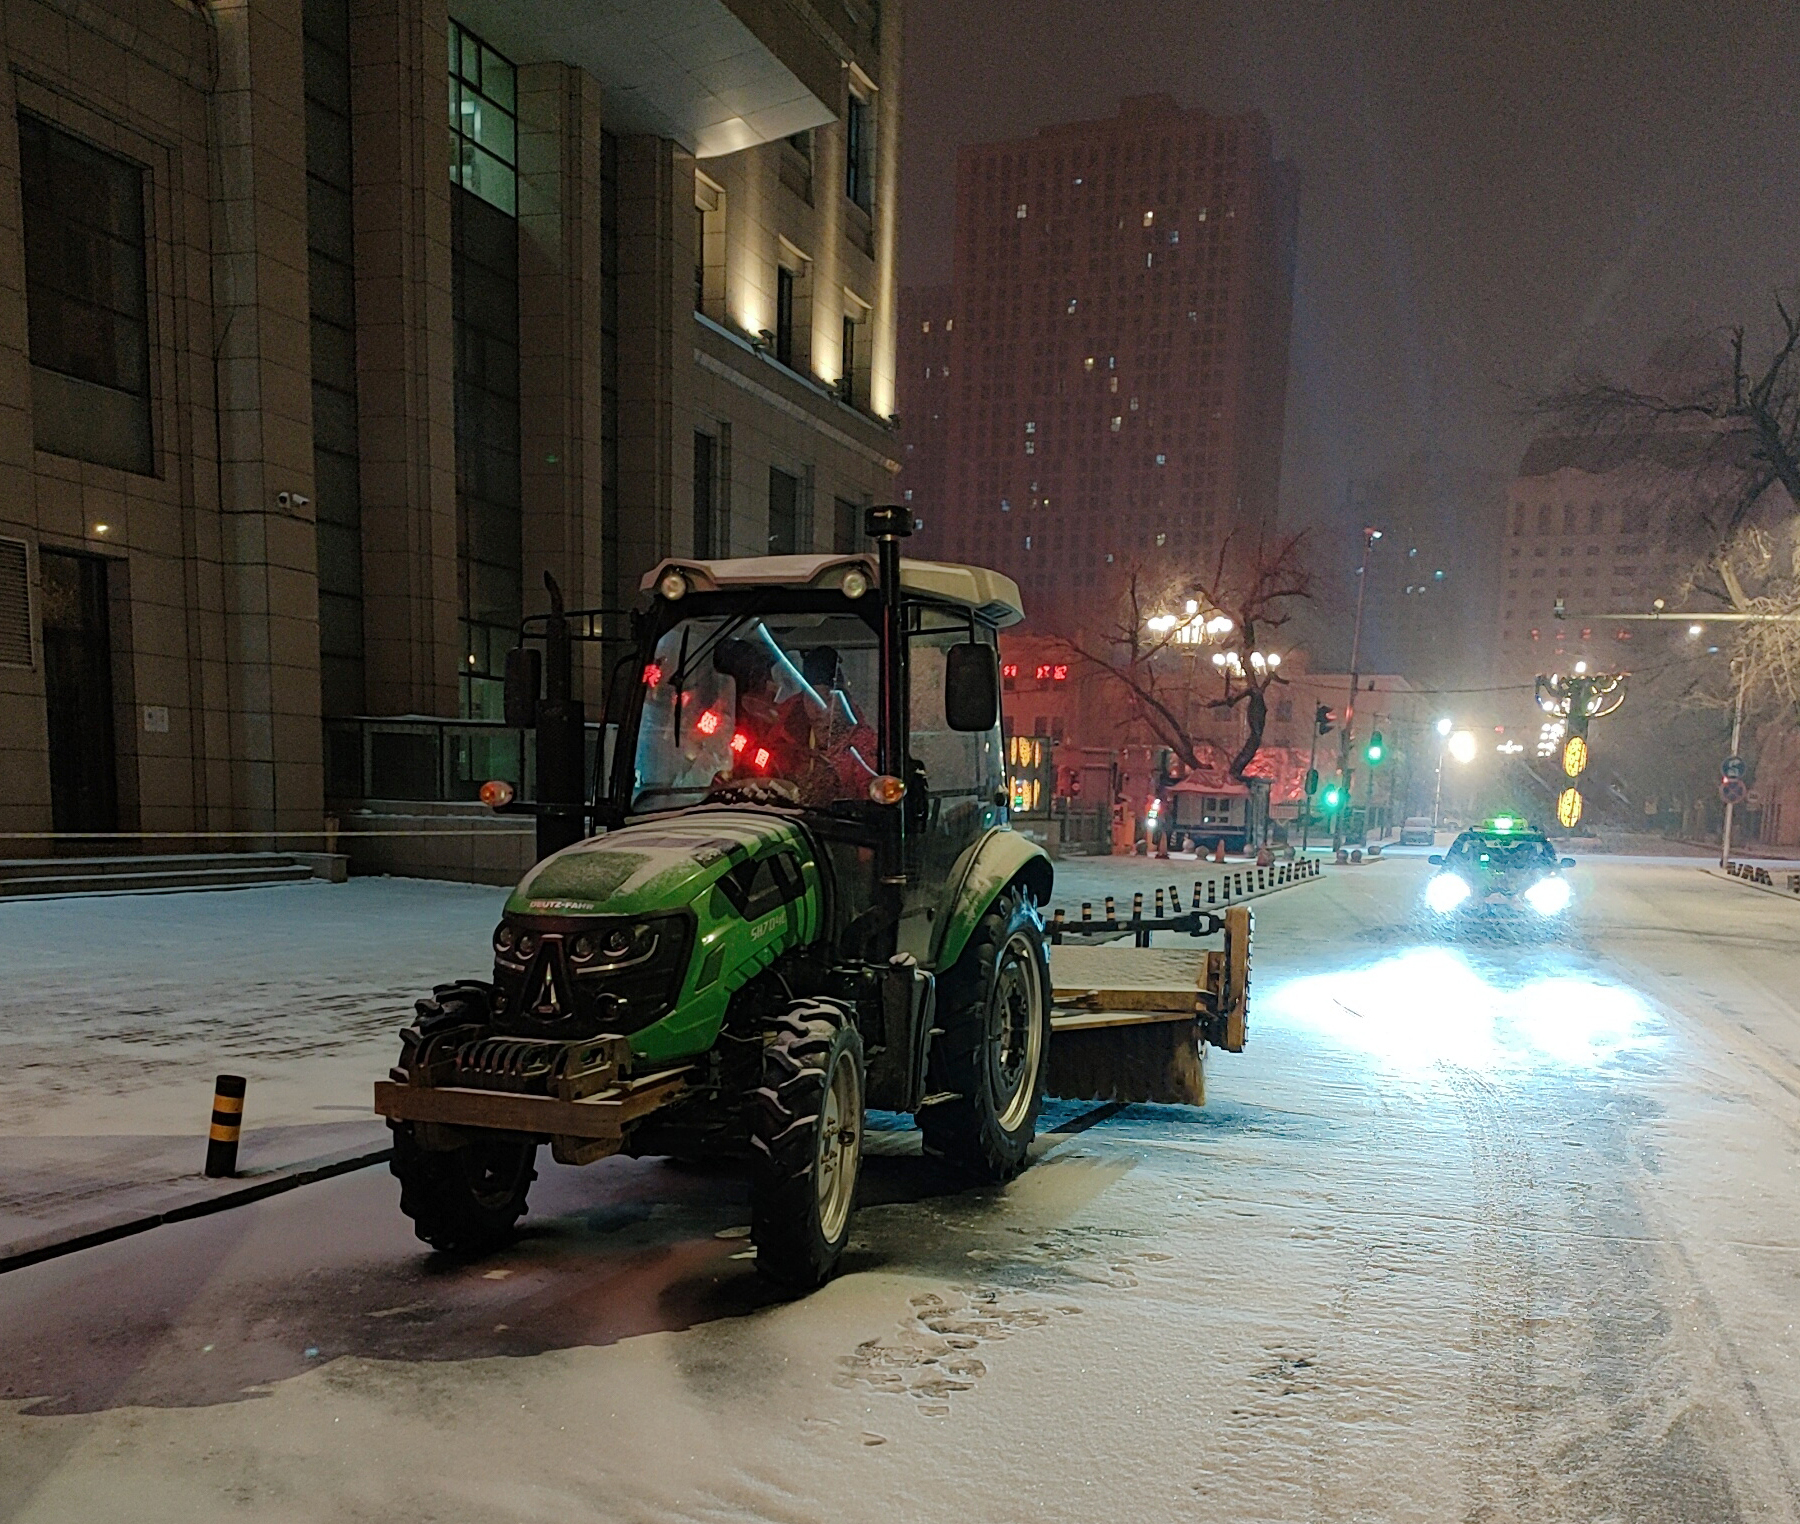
[1535,663,1627,833]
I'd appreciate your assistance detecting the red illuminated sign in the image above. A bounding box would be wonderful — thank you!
[696,709,721,736]
[1033,663,1069,682]
[1001,663,1019,679]
[642,662,663,687]
[730,731,749,755]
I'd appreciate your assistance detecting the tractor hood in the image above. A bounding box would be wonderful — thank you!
[506,809,810,918]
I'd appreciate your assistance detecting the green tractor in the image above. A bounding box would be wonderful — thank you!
[376,508,1105,1287]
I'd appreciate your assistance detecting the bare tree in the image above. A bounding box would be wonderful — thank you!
[1054,530,1313,782]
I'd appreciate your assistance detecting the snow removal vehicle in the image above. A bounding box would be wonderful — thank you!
[374,507,1251,1289]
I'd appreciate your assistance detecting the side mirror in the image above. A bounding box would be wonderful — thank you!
[1428,853,1444,866]
[944,642,999,732]
[1560,856,1576,869]
[504,646,541,729]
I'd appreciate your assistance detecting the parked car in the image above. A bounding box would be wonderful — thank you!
[1399,817,1436,846]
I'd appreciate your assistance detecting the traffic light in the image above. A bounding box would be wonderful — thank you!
[1304,767,1319,796]
[1364,730,1385,766]
[1315,704,1335,736]
[1322,783,1343,810]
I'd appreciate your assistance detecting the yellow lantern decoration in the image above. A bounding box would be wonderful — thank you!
[1556,787,1584,828]
[1561,734,1588,778]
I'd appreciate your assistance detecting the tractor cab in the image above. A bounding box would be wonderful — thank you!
[603,526,1027,966]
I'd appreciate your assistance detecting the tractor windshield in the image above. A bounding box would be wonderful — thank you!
[631,610,881,811]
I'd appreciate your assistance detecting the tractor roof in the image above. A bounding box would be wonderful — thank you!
[640,554,1026,627]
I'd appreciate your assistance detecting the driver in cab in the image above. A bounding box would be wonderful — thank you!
[709,639,876,805]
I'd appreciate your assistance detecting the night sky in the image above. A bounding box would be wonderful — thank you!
[899,0,1800,546]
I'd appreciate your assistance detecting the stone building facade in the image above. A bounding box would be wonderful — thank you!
[0,0,900,855]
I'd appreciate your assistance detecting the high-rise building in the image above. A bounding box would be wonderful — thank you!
[904,95,1296,632]
[0,0,900,870]
[897,285,955,536]
[1492,431,1714,698]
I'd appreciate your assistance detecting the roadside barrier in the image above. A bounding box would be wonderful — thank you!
[1724,860,1800,894]
[205,1074,246,1178]
[1051,856,1322,944]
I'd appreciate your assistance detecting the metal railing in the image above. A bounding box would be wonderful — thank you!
[324,717,604,805]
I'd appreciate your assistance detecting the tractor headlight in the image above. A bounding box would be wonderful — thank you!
[1525,875,1571,916]
[1425,872,1471,914]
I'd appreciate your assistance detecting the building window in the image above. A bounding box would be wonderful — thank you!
[448,19,517,214]
[769,467,800,554]
[834,497,861,553]
[775,265,796,367]
[694,173,726,322]
[307,0,365,715]
[694,431,718,556]
[19,114,153,474]
[449,26,521,717]
[846,89,873,210]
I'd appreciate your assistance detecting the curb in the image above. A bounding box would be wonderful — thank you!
[0,1143,393,1276]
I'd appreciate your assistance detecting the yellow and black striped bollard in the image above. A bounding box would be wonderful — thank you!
[205,1074,247,1178]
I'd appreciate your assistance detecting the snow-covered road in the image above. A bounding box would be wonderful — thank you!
[3,856,1799,1522]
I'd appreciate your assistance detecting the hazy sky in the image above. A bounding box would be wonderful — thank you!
[898,0,1800,541]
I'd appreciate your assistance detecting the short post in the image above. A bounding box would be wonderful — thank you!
[205,1074,247,1178]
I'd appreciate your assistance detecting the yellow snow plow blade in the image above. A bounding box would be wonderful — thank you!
[1046,904,1250,1106]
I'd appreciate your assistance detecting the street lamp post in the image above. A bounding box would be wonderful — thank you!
[1721,659,1746,869]
[1334,525,1381,850]
[1432,715,1452,829]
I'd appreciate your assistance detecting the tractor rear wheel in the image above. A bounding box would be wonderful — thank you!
[919,886,1051,1182]
[750,1000,865,1291]
[390,1123,537,1255]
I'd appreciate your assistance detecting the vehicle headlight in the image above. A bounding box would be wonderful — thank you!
[1524,875,1571,916]
[1425,872,1471,914]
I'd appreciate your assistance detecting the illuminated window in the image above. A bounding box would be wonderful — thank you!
[448,20,517,213]
[1016,203,1028,219]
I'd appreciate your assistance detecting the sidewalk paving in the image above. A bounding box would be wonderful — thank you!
[0,876,507,1267]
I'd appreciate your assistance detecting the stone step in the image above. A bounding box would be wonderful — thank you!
[0,856,316,901]
[0,852,286,880]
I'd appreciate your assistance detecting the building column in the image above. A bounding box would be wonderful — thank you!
[349,0,459,716]
[209,0,324,832]
[614,136,694,595]
[516,61,608,701]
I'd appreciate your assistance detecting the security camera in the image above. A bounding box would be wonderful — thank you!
[276,491,291,508]
[275,491,311,510]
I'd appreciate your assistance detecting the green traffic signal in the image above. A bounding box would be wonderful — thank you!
[1364,730,1385,766]
[1322,784,1343,809]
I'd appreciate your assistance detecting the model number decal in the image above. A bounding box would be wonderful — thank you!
[750,911,785,942]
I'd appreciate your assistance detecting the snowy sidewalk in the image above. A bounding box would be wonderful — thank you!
[0,877,507,1267]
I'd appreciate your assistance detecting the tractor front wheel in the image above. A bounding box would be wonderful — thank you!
[390,1124,537,1256]
[750,1000,865,1291]
[919,886,1051,1182]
